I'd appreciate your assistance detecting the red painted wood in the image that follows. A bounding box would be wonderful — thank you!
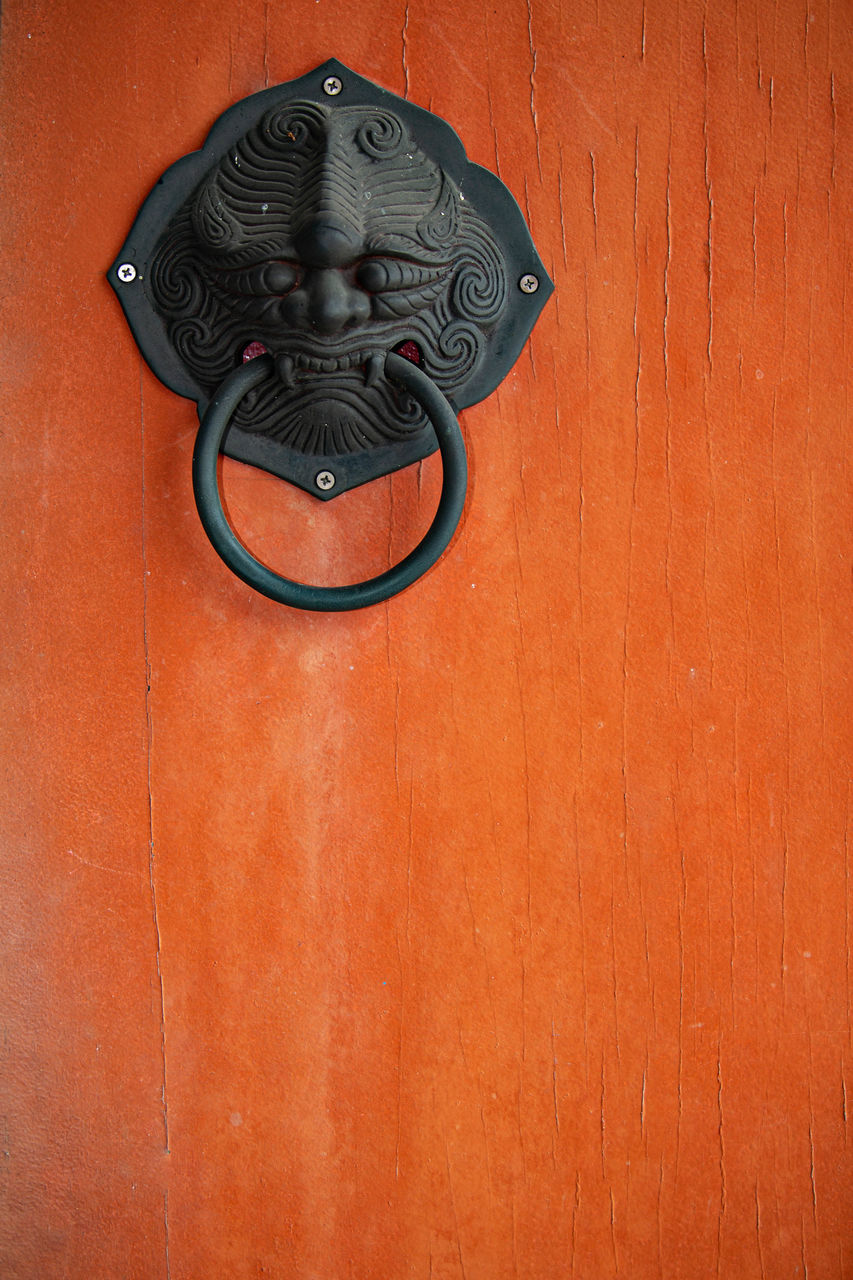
[2,0,851,1275]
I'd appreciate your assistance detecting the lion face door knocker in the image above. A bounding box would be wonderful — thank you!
[110,60,552,611]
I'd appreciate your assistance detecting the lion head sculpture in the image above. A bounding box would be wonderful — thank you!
[148,100,508,458]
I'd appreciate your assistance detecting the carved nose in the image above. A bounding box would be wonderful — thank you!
[295,219,360,269]
[301,269,371,334]
[286,220,370,334]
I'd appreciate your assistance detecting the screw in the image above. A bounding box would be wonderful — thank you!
[316,470,336,491]
[323,76,343,96]
[117,262,137,283]
[519,273,539,294]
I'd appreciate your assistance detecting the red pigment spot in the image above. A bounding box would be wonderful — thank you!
[394,340,422,365]
[242,341,269,362]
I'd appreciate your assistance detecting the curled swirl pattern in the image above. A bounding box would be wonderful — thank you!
[451,220,507,325]
[430,319,483,384]
[150,227,204,314]
[260,101,328,153]
[356,110,407,159]
[170,315,236,387]
[171,317,215,365]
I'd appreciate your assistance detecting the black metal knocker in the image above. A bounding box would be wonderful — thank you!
[110,59,552,611]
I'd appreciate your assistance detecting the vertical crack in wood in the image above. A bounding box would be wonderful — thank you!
[402,1,411,98]
[525,0,543,182]
[164,1188,172,1279]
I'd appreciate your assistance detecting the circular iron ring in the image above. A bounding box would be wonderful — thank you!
[192,352,467,611]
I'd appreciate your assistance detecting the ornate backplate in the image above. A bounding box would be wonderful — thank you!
[110,59,553,498]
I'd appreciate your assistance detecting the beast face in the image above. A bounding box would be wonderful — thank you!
[149,100,507,457]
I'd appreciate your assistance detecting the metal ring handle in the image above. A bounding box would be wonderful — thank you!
[192,352,468,611]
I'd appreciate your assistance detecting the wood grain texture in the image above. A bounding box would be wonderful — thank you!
[1,0,851,1275]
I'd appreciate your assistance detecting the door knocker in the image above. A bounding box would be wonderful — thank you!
[110,59,552,611]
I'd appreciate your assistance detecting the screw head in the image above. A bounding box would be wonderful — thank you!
[322,76,343,97]
[117,262,137,283]
[315,470,336,491]
[519,273,539,294]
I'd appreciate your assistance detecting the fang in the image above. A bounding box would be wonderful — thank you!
[277,355,295,388]
[365,353,384,387]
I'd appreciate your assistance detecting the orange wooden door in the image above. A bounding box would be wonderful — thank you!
[2,1,851,1276]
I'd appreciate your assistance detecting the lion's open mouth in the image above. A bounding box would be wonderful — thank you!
[275,349,386,388]
[242,341,422,390]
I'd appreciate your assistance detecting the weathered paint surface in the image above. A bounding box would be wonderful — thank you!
[1,0,851,1276]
